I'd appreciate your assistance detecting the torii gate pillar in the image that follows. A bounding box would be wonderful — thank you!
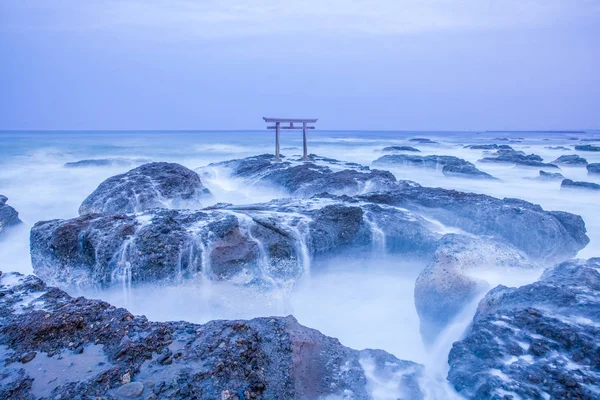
[263,117,318,161]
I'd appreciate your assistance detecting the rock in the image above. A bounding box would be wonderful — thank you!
[0,195,22,237]
[551,154,588,166]
[372,154,476,171]
[544,146,570,150]
[448,258,600,400]
[79,162,211,215]
[441,164,498,180]
[587,163,600,175]
[381,146,420,152]
[64,158,151,168]
[561,179,600,191]
[116,382,144,398]
[19,351,36,364]
[574,144,600,151]
[408,138,437,144]
[414,234,536,344]
[205,154,396,197]
[479,149,559,169]
[0,273,424,400]
[464,144,512,150]
[534,170,565,181]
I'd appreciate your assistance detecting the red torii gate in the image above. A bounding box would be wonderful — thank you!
[263,117,318,161]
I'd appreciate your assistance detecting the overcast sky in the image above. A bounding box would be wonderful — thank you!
[1,0,599,130]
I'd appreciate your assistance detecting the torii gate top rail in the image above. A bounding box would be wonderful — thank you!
[263,117,318,161]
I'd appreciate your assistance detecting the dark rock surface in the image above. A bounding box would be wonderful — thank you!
[408,138,437,144]
[464,144,512,150]
[448,258,600,400]
[0,273,424,400]
[574,144,600,152]
[551,154,588,166]
[372,154,475,170]
[533,170,565,181]
[587,163,600,175]
[0,195,22,237]
[381,146,420,152]
[479,149,559,169]
[205,154,396,198]
[441,164,498,180]
[545,146,570,150]
[79,162,211,215]
[561,179,600,191]
[64,158,152,168]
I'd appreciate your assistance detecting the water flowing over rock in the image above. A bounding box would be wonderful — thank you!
[587,163,600,175]
[204,154,397,197]
[447,258,600,400]
[380,146,420,152]
[79,162,212,215]
[0,195,22,237]
[561,179,600,191]
[0,273,424,400]
[479,149,559,169]
[551,154,588,166]
[574,144,600,152]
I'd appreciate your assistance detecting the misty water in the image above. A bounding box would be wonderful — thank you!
[1,130,599,399]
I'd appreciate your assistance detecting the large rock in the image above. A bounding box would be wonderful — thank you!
[561,179,600,191]
[448,258,600,400]
[587,163,600,174]
[204,154,396,197]
[551,154,588,166]
[0,195,22,237]
[441,164,498,180]
[31,197,442,289]
[574,144,600,151]
[0,273,424,400]
[414,234,536,344]
[381,146,420,152]
[79,162,211,215]
[373,155,498,180]
[479,149,559,169]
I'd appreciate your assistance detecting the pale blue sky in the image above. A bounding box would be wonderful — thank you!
[1,0,599,130]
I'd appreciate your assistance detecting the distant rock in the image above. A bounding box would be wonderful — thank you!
[551,154,588,166]
[64,158,152,168]
[533,170,564,181]
[545,146,570,150]
[587,163,600,175]
[408,138,437,144]
[381,146,421,152]
[0,195,22,237]
[561,179,600,191]
[574,144,600,151]
[79,162,211,215]
[0,273,424,400]
[479,149,559,169]
[441,164,498,180]
[372,154,470,169]
[414,234,536,344]
[464,144,512,150]
[448,258,600,400]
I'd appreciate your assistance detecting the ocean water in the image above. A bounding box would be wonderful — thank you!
[1,129,599,399]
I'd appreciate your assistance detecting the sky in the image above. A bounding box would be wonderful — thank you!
[1,0,599,131]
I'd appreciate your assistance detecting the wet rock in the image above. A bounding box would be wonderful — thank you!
[441,164,498,180]
[408,138,437,144]
[79,162,211,215]
[20,351,37,364]
[545,146,570,150]
[464,144,512,150]
[64,158,152,168]
[587,163,600,175]
[0,273,424,400]
[479,149,559,169]
[574,144,600,151]
[448,258,600,400]
[533,170,565,181]
[551,154,588,166]
[381,146,420,152]
[372,154,475,171]
[0,194,22,237]
[561,179,600,191]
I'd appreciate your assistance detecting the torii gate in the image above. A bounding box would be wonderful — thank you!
[263,117,318,161]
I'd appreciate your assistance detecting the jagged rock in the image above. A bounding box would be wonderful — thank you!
[464,144,512,150]
[79,162,211,215]
[561,179,600,191]
[587,163,600,175]
[448,258,600,400]
[64,158,152,168]
[204,154,397,197]
[408,138,437,144]
[0,195,22,237]
[479,149,559,169]
[551,154,588,166]
[381,146,420,152]
[574,144,600,151]
[372,154,475,171]
[441,164,498,180]
[0,273,424,400]
[414,234,536,344]
[533,170,564,181]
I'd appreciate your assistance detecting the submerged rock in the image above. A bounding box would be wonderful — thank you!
[551,154,588,166]
[561,179,600,191]
[448,258,600,400]
[381,146,420,152]
[479,149,559,169]
[574,144,600,152]
[0,195,22,237]
[0,273,424,400]
[64,158,152,168]
[79,162,211,215]
[441,164,498,180]
[533,170,565,181]
[587,163,600,175]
